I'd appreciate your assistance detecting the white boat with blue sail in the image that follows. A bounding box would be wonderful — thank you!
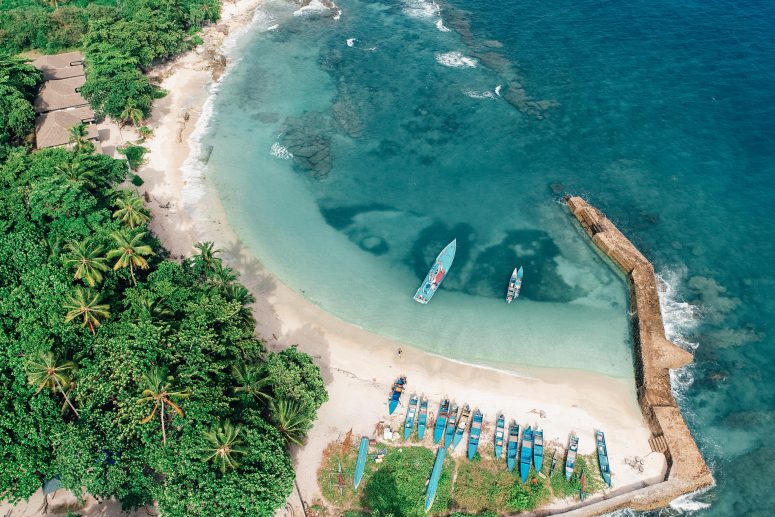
[413,240,456,304]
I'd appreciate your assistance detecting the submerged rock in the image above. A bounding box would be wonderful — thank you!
[280,112,333,178]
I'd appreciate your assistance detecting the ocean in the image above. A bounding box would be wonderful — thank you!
[195,0,775,513]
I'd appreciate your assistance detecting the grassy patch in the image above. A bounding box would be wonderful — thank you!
[452,454,516,512]
[545,447,607,500]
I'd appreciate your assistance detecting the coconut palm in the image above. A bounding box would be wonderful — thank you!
[193,241,221,273]
[68,123,91,152]
[63,239,109,287]
[64,287,110,334]
[202,421,247,473]
[107,230,155,285]
[112,193,150,229]
[232,361,273,405]
[209,261,238,290]
[26,351,80,417]
[120,102,144,128]
[270,398,309,446]
[137,366,190,445]
[55,159,97,189]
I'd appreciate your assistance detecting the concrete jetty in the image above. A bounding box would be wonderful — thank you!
[556,196,713,515]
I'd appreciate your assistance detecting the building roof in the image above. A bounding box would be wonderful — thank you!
[33,51,85,81]
[34,76,89,113]
[35,107,98,149]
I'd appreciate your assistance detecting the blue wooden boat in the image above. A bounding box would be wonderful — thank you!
[424,447,446,512]
[519,426,533,483]
[533,428,544,472]
[444,404,459,448]
[414,239,456,304]
[565,434,579,480]
[388,376,406,415]
[506,266,524,303]
[506,421,519,472]
[467,409,483,459]
[404,394,418,439]
[452,404,470,450]
[433,399,449,444]
[596,430,612,487]
[494,414,505,459]
[417,397,429,440]
[354,437,369,489]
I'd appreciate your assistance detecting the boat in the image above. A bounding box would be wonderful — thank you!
[452,404,470,449]
[433,399,449,444]
[388,376,406,415]
[596,430,612,487]
[519,426,534,483]
[494,414,505,459]
[565,434,579,480]
[413,239,456,304]
[417,397,429,440]
[467,409,483,459]
[506,421,519,472]
[444,404,459,448]
[404,394,419,439]
[533,428,544,472]
[424,447,446,512]
[506,266,524,303]
[354,437,369,489]
[549,448,558,477]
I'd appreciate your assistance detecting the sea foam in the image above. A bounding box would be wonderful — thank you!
[402,0,440,19]
[656,268,702,351]
[435,51,478,68]
[462,88,496,99]
[270,143,293,160]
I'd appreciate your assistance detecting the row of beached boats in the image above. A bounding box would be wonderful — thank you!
[413,239,524,304]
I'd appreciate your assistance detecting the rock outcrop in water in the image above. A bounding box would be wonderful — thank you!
[280,112,333,178]
[564,195,714,515]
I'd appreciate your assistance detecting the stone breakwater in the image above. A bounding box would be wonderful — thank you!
[556,196,714,515]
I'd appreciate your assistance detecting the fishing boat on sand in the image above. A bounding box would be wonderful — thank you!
[520,426,534,483]
[414,239,456,304]
[444,404,459,448]
[425,447,446,512]
[404,394,418,439]
[354,437,369,489]
[596,430,612,487]
[507,421,519,472]
[565,434,579,480]
[388,376,406,415]
[433,399,449,444]
[417,397,429,440]
[467,409,483,459]
[506,266,523,303]
[534,428,544,472]
[452,404,471,450]
[494,414,505,459]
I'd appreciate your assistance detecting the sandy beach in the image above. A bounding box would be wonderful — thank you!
[132,2,668,515]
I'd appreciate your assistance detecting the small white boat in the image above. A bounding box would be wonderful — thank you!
[506,266,523,303]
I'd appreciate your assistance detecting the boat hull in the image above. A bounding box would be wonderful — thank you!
[414,240,456,304]
[565,435,579,480]
[494,415,505,459]
[467,411,483,460]
[534,429,544,472]
[520,426,534,483]
[354,437,369,489]
[417,399,428,440]
[404,396,418,439]
[596,430,612,487]
[425,447,446,512]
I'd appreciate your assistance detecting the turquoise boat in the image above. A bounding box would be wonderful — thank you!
[354,437,369,489]
[507,421,519,472]
[596,430,612,486]
[417,397,429,440]
[467,409,483,459]
[494,414,505,459]
[413,239,456,304]
[404,394,418,439]
[388,376,406,415]
[424,447,446,512]
[565,434,579,480]
[452,404,470,450]
[533,428,544,472]
[506,266,523,303]
[519,426,533,483]
[444,404,459,448]
[433,399,449,444]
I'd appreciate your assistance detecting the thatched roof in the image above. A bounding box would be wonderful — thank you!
[33,51,85,81]
[34,76,89,113]
[35,107,98,149]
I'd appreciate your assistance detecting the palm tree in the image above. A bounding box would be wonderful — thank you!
[270,398,309,446]
[68,123,90,152]
[132,292,172,320]
[137,366,190,444]
[55,159,97,189]
[64,287,110,334]
[209,261,238,290]
[107,230,155,285]
[26,351,80,417]
[232,361,273,405]
[112,193,150,229]
[63,239,109,287]
[193,241,221,274]
[120,102,144,128]
[202,421,247,473]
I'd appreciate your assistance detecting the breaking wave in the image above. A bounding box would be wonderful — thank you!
[656,267,702,351]
[270,143,293,160]
[462,88,497,99]
[402,0,440,19]
[435,51,478,68]
[435,19,451,32]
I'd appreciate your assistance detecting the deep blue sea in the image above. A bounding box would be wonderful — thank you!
[198,0,775,513]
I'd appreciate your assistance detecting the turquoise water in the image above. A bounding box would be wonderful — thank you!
[200,0,775,513]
